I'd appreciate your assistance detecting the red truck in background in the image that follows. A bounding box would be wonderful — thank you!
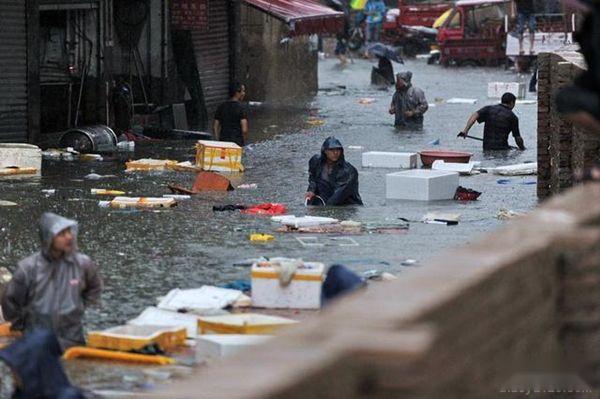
[381,0,453,56]
[396,0,452,26]
[436,0,577,68]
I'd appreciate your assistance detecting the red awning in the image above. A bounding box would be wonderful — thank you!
[242,0,345,36]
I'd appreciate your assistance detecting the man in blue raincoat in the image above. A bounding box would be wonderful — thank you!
[305,137,363,206]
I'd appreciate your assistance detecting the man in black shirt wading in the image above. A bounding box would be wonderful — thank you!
[213,82,249,146]
[459,92,526,151]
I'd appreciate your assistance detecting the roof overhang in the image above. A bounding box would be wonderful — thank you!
[455,0,509,7]
[242,0,345,36]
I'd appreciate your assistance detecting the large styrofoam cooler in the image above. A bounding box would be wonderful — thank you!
[251,262,325,309]
[0,143,42,172]
[195,334,271,362]
[487,82,526,99]
[362,152,418,169]
[386,170,459,201]
[195,140,244,172]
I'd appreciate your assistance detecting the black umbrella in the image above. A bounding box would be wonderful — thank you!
[326,0,345,12]
[367,43,404,64]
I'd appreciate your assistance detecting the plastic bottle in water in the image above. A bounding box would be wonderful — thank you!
[117,141,135,152]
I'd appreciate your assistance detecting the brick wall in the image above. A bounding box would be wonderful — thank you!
[537,50,600,199]
[151,183,600,399]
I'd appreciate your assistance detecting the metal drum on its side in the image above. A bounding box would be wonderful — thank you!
[58,125,118,153]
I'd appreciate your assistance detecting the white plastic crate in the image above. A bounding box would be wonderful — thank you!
[362,152,418,169]
[251,261,324,309]
[432,160,475,174]
[386,170,459,201]
[487,82,526,99]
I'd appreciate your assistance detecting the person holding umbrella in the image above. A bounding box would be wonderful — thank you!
[368,43,403,86]
[458,92,526,151]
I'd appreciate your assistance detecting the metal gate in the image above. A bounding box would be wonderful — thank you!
[0,1,29,142]
[191,0,231,113]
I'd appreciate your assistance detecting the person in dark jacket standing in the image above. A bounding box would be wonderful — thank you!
[459,92,526,151]
[2,213,103,350]
[305,137,363,206]
[213,82,249,146]
[389,71,428,130]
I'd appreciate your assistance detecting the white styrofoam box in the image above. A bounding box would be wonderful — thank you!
[446,98,477,104]
[487,82,526,99]
[432,160,475,174]
[251,262,325,309]
[128,306,199,338]
[492,162,537,176]
[195,335,272,362]
[157,286,243,313]
[0,143,42,172]
[362,152,418,169]
[271,215,338,228]
[386,170,459,201]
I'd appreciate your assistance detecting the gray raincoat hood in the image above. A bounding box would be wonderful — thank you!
[40,212,78,256]
[396,71,413,88]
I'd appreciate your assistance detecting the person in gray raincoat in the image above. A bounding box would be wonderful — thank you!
[389,71,428,130]
[2,213,102,350]
[305,137,363,206]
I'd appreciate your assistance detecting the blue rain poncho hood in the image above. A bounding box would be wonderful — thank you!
[320,136,345,163]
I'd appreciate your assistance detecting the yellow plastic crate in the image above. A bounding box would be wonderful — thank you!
[87,324,186,352]
[64,347,174,365]
[109,197,177,209]
[195,140,244,173]
[0,167,37,176]
[198,313,298,335]
[125,159,178,171]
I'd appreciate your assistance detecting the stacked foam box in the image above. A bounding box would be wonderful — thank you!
[386,170,459,201]
[362,152,418,169]
[0,143,42,176]
[195,140,244,172]
[487,82,526,99]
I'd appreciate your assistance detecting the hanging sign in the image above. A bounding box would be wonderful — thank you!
[171,0,209,30]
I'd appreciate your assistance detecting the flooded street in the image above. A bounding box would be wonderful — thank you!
[1,58,538,330]
[0,57,538,392]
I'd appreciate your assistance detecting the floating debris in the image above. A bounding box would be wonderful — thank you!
[250,234,275,242]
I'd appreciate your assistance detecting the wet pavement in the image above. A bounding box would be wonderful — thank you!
[0,57,538,394]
